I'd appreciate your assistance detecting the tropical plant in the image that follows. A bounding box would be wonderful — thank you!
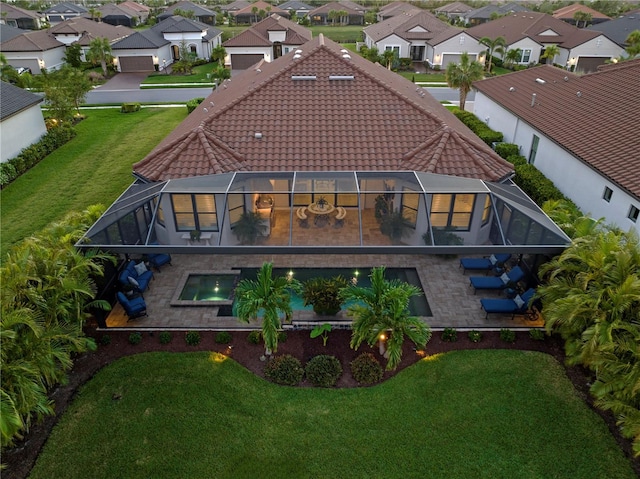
[445,52,484,111]
[379,209,411,243]
[350,352,383,384]
[264,354,304,385]
[235,262,302,355]
[305,355,342,387]
[503,48,522,68]
[573,11,592,28]
[541,44,560,65]
[341,266,431,370]
[478,36,506,72]
[86,37,112,77]
[625,30,640,57]
[382,49,396,70]
[310,323,332,346]
[542,199,602,239]
[302,276,348,315]
[211,45,226,66]
[233,211,267,245]
[63,43,83,68]
[32,66,91,121]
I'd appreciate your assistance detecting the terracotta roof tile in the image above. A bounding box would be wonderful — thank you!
[134,35,513,183]
[553,3,610,20]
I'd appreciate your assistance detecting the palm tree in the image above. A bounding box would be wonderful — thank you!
[573,11,592,28]
[86,37,112,77]
[341,266,431,370]
[479,36,506,72]
[211,45,226,66]
[541,44,560,65]
[382,49,395,70]
[626,30,640,57]
[235,263,302,355]
[445,52,484,111]
[503,48,522,68]
[251,6,258,23]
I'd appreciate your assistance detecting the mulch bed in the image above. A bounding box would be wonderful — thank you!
[3,325,639,479]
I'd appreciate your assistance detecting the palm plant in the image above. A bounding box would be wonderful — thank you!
[541,44,560,65]
[86,37,112,77]
[233,211,267,245]
[235,263,302,355]
[445,52,484,111]
[341,266,431,370]
[504,48,522,68]
[479,36,506,72]
[382,49,396,70]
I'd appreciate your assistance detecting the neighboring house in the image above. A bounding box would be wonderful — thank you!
[0,24,26,43]
[433,2,473,22]
[88,3,145,28]
[467,12,624,73]
[49,17,133,47]
[119,1,151,23]
[158,1,216,26]
[232,1,289,24]
[377,1,418,22]
[44,2,88,25]
[473,61,640,234]
[587,12,640,47]
[79,35,569,265]
[223,14,311,70]
[308,1,365,26]
[364,9,485,67]
[463,2,529,26]
[553,3,610,27]
[219,0,250,14]
[0,81,47,163]
[112,15,222,72]
[278,0,313,18]
[0,29,66,73]
[0,2,46,30]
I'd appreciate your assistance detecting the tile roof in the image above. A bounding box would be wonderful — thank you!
[308,1,366,16]
[378,2,419,19]
[278,1,313,11]
[0,28,63,51]
[45,2,87,14]
[112,15,219,50]
[472,60,640,199]
[0,2,43,20]
[112,27,168,49]
[49,17,134,43]
[133,35,513,183]
[0,24,26,43]
[161,1,215,17]
[467,12,601,48]
[224,14,311,47]
[587,13,640,46]
[434,2,473,14]
[466,2,529,20]
[92,3,139,19]
[233,1,288,17]
[0,81,43,120]
[220,0,250,12]
[365,9,460,43]
[119,2,151,14]
[553,3,610,21]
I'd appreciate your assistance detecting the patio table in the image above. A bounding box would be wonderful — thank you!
[307,202,335,226]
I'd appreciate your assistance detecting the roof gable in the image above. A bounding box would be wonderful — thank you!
[553,3,610,20]
[0,81,43,120]
[224,14,311,47]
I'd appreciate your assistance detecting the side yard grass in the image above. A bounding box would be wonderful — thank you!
[29,350,636,479]
[0,108,186,254]
[141,62,217,85]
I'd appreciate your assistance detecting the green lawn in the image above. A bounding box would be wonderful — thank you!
[141,62,218,85]
[29,350,635,479]
[397,72,447,83]
[0,108,186,254]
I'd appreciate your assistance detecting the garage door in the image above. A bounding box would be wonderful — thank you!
[441,53,476,68]
[118,56,154,73]
[230,54,264,70]
[575,56,607,74]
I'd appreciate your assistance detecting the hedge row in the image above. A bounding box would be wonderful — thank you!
[0,125,76,188]
[186,97,205,114]
[453,109,503,146]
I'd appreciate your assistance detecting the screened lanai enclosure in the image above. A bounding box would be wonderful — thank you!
[77,171,571,255]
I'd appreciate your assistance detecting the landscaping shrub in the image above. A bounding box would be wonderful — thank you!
[186,97,205,114]
[128,332,142,345]
[350,353,383,385]
[500,328,516,343]
[494,142,519,159]
[305,355,343,387]
[159,331,172,344]
[507,154,527,167]
[247,330,262,344]
[100,334,111,345]
[120,103,141,113]
[264,354,304,386]
[442,327,457,342]
[185,331,201,346]
[514,163,567,205]
[468,330,482,343]
[277,331,287,343]
[452,109,503,146]
[215,331,232,344]
[529,329,546,341]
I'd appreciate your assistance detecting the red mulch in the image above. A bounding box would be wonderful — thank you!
[3,325,639,479]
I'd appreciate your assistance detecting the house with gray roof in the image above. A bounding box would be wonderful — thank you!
[307,1,365,25]
[112,15,221,72]
[0,81,46,163]
[364,8,485,67]
[0,24,26,43]
[587,12,640,47]
[463,2,529,26]
[278,0,313,18]
[232,1,289,24]
[473,60,640,233]
[87,3,145,28]
[220,0,250,13]
[158,1,216,26]
[0,2,46,30]
[44,2,87,25]
[0,29,66,73]
[377,1,418,22]
[433,2,473,22]
[553,3,610,27]
[223,14,311,70]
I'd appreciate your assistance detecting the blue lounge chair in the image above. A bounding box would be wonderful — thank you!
[469,265,525,294]
[117,292,148,320]
[147,252,172,271]
[459,253,511,273]
[480,288,536,319]
[118,260,154,294]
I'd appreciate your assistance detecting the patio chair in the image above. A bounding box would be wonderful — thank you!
[469,265,525,294]
[147,252,172,271]
[296,207,308,228]
[480,288,536,319]
[117,292,148,320]
[334,206,346,227]
[118,260,154,294]
[459,253,511,274]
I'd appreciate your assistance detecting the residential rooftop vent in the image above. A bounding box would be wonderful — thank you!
[535,78,546,84]
[509,86,516,92]
[329,75,354,80]
[295,49,302,54]
[291,75,316,80]
[342,54,351,60]
[293,54,302,59]
[340,49,349,54]
[254,132,263,139]
[576,91,582,97]
[531,93,536,107]
[564,76,569,81]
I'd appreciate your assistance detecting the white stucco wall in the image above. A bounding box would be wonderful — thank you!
[473,92,640,234]
[371,33,410,58]
[566,36,624,70]
[433,32,484,65]
[507,38,542,65]
[1,105,47,163]
[114,45,172,69]
[3,47,66,73]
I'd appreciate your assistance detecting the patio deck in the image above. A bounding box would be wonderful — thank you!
[105,253,544,331]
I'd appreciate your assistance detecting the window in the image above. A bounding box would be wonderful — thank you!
[189,45,197,54]
[171,194,218,231]
[459,35,465,45]
[430,194,475,231]
[628,205,639,223]
[520,49,532,63]
[227,191,245,227]
[602,187,613,202]
[481,195,491,225]
[401,188,419,228]
[528,134,539,164]
[385,46,400,56]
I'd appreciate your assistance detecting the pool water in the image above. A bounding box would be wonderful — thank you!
[178,274,237,301]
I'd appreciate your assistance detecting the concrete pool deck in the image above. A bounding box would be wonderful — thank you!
[104,253,545,330]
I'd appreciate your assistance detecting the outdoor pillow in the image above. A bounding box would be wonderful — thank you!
[500,272,510,284]
[128,276,140,288]
[490,254,497,265]
[134,262,147,276]
[514,295,525,309]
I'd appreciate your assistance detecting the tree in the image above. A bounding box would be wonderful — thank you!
[341,266,431,370]
[625,30,640,57]
[63,42,83,68]
[478,36,506,72]
[328,9,338,25]
[445,51,484,111]
[573,11,592,28]
[86,37,112,77]
[210,45,226,66]
[174,8,195,19]
[88,7,101,22]
[172,41,197,74]
[235,263,302,355]
[251,6,258,23]
[540,44,560,65]
[503,48,522,68]
[35,66,92,120]
[382,49,395,70]
[0,53,29,88]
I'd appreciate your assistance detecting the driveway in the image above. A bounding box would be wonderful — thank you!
[94,72,149,91]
